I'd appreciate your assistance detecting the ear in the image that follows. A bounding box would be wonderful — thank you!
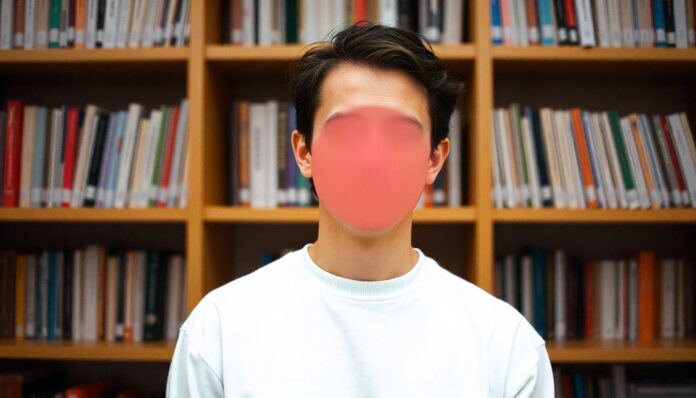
[291,129,313,178]
[426,137,450,185]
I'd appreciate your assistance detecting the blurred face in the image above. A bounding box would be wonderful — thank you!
[292,62,449,236]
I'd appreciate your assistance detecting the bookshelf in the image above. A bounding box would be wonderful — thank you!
[0,0,694,386]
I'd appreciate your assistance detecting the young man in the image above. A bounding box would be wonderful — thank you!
[167,22,553,397]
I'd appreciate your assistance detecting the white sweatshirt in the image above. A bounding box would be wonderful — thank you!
[166,243,554,397]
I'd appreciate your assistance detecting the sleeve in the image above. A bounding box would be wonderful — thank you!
[504,321,555,398]
[166,329,224,398]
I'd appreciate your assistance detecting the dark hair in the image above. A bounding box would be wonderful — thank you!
[287,21,466,201]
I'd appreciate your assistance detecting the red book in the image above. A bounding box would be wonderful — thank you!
[354,0,368,22]
[660,115,690,208]
[158,106,180,207]
[563,0,578,40]
[3,101,24,207]
[583,260,593,339]
[61,107,80,208]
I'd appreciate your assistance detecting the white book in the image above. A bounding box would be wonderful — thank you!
[511,106,529,206]
[126,118,149,208]
[166,254,185,340]
[0,0,14,49]
[72,250,83,341]
[167,100,188,207]
[128,0,146,47]
[242,0,255,45]
[162,0,177,46]
[620,117,649,209]
[178,144,189,208]
[661,259,677,338]
[593,0,610,47]
[554,111,578,208]
[114,103,143,208]
[669,114,696,206]
[137,110,162,207]
[48,109,65,208]
[627,259,638,341]
[153,0,167,45]
[631,115,660,208]
[141,0,160,47]
[606,0,623,46]
[443,0,463,43]
[174,0,189,46]
[638,114,668,208]
[258,0,272,45]
[497,109,517,207]
[85,0,98,48]
[520,255,534,324]
[522,114,542,208]
[540,108,565,208]
[553,250,567,341]
[25,255,37,339]
[266,100,279,208]
[19,106,36,208]
[492,113,504,208]
[59,0,69,47]
[616,259,627,340]
[599,260,616,340]
[82,245,103,342]
[448,109,462,206]
[564,111,587,209]
[132,251,146,343]
[250,103,265,208]
[503,254,518,309]
[24,0,36,49]
[674,0,688,48]
[380,0,398,27]
[115,0,132,48]
[591,113,618,208]
[575,0,597,47]
[71,105,98,207]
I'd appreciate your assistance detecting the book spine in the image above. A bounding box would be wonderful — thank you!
[82,113,109,207]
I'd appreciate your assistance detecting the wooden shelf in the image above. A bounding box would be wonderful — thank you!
[0,339,174,362]
[547,339,696,363]
[491,209,696,223]
[206,43,475,62]
[492,46,696,62]
[0,48,189,63]
[0,208,187,223]
[204,206,477,223]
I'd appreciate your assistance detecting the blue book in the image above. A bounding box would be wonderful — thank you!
[105,111,127,208]
[491,0,503,45]
[31,107,48,208]
[653,0,667,46]
[96,112,118,207]
[532,248,547,338]
[537,0,557,45]
[631,0,640,46]
[573,373,586,398]
[47,251,57,341]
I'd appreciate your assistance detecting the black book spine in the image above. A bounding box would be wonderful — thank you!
[664,0,676,47]
[144,251,167,341]
[96,0,106,48]
[68,0,76,47]
[62,250,73,340]
[83,112,109,207]
[221,0,230,44]
[172,0,184,46]
[554,0,569,44]
[116,251,126,341]
[530,108,552,207]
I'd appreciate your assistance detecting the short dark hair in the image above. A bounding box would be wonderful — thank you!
[287,21,466,201]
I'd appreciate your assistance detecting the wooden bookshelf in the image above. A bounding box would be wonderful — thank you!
[1,0,694,372]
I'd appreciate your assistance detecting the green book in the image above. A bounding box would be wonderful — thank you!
[607,111,637,207]
[48,0,61,48]
[285,0,298,43]
[149,107,171,207]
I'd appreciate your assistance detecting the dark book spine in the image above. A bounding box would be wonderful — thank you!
[83,112,109,207]
[116,251,126,341]
[277,106,287,207]
[171,0,184,46]
[144,251,167,341]
[228,101,238,205]
[530,108,552,207]
[285,0,297,43]
[664,0,675,46]
[68,0,76,47]
[96,0,106,47]
[0,110,6,197]
[253,0,259,44]
[397,0,418,32]
[62,250,73,340]
[221,0,230,43]
[554,0,569,44]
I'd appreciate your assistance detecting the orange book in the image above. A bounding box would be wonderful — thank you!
[238,101,250,206]
[354,0,368,22]
[424,184,433,207]
[14,255,27,341]
[13,0,25,49]
[629,114,659,209]
[74,0,86,48]
[638,251,659,342]
[123,251,136,342]
[570,108,598,208]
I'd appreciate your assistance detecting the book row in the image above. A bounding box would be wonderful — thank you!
[0,372,150,398]
[221,0,467,46]
[0,0,190,50]
[0,99,189,209]
[553,364,696,397]
[0,246,187,343]
[494,249,696,342]
[492,105,696,209]
[491,0,696,48]
[227,100,463,208]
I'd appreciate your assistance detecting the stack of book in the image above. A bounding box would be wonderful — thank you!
[491,0,696,48]
[227,100,463,208]
[552,364,696,397]
[221,0,467,46]
[0,245,187,343]
[0,0,190,50]
[492,105,696,209]
[0,99,189,209]
[495,248,696,342]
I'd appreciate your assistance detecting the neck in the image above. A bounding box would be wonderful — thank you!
[308,205,419,281]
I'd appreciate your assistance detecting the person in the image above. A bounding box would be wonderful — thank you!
[166,21,554,397]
